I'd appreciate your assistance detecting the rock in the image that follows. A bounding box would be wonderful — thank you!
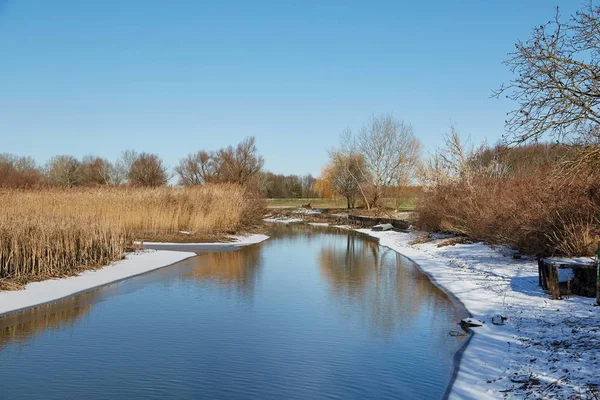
[460,318,484,328]
[492,315,508,325]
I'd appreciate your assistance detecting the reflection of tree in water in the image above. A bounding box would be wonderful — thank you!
[266,223,350,242]
[319,234,458,338]
[185,244,263,296]
[0,291,98,349]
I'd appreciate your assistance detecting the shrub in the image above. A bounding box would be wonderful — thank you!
[417,140,600,256]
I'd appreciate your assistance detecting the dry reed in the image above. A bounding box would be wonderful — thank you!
[0,184,264,289]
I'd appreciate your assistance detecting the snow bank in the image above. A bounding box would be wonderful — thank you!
[359,229,600,400]
[0,250,194,318]
[293,209,324,215]
[141,234,269,250]
[263,217,304,223]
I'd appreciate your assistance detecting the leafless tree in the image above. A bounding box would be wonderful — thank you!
[324,152,366,208]
[340,114,422,209]
[127,152,168,187]
[79,155,113,185]
[217,137,264,185]
[494,3,600,171]
[45,155,81,187]
[0,153,42,187]
[175,137,264,189]
[175,151,219,186]
[110,150,139,185]
[419,126,510,188]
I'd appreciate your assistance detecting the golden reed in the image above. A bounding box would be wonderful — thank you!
[0,184,263,289]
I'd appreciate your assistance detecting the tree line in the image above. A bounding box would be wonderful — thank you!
[0,137,318,198]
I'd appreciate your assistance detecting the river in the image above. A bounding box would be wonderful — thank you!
[0,225,468,399]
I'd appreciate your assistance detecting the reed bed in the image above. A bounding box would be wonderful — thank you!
[0,184,264,289]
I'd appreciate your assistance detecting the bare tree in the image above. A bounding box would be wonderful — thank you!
[324,152,366,208]
[217,137,264,185]
[0,153,42,187]
[79,155,113,185]
[340,114,422,209]
[175,151,219,186]
[495,3,600,155]
[46,155,81,187]
[111,150,138,185]
[127,153,168,187]
[175,137,264,189]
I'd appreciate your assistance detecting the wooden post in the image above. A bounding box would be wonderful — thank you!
[596,241,600,306]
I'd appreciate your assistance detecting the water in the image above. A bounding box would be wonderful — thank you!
[0,225,468,400]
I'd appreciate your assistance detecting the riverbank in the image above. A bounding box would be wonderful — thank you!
[361,229,599,400]
[0,234,269,318]
[263,217,599,399]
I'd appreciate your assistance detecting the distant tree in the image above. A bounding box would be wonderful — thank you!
[175,150,219,186]
[176,137,264,189]
[323,153,366,208]
[217,137,264,185]
[314,177,334,199]
[46,155,81,187]
[127,153,168,187]
[338,114,422,209]
[79,155,113,185]
[0,153,42,188]
[300,174,317,198]
[111,150,139,185]
[494,4,600,172]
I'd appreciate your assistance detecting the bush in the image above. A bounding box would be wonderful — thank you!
[417,142,600,256]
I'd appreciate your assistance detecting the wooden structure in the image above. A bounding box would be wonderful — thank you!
[347,215,410,230]
[538,257,597,300]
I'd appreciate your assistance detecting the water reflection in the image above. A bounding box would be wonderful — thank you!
[0,291,97,349]
[319,233,461,339]
[183,244,263,299]
[0,226,468,400]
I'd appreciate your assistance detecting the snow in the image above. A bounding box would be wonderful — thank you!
[359,229,600,400]
[544,257,595,266]
[140,234,269,250]
[0,234,270,318]
[263,217,304,223]
[0,250,194,318]
[293,208,324,215]
[308,222,330,227]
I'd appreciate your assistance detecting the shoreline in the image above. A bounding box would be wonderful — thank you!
[264,218,599,399]
[359,229,599,399]
[0,234,270,319]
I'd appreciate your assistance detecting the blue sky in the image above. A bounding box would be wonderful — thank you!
[0,0,582,176]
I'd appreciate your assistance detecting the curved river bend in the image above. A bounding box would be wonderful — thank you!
[0,225,468,399]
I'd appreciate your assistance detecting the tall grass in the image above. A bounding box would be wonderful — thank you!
[0,184,265,289]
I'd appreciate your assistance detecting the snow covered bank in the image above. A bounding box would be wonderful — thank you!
[0,250,194,318]
[0,234,270,318]
[141,234,269,251]
[360,229,600,400]
[263,216,304,223]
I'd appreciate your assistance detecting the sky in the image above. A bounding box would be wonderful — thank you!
[0,0,583,176]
